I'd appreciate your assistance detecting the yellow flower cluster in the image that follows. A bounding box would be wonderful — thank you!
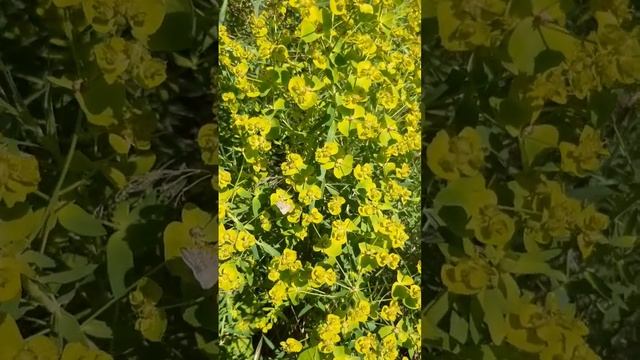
[219,0,421,357]
[317,314,342,353]
[219,226,256,261]
[441,257,498,295]
[0,314,113,360]
[93,36,166,88]
[53,0,167,87]
[427,127,486,181]
[280,338,303,353]
[354,332,401,359]
[0,145,40,208]
[129,277,167,342]
[506,295,599,360]
[559,126,609,177]
[521,176,610,258]
[425,1,640,359]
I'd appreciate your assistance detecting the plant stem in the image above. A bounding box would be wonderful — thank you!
[80,262,166,326]
[38,111,81,253]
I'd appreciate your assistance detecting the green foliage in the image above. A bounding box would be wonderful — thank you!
[0,0,216,357]
[424,0,640,359]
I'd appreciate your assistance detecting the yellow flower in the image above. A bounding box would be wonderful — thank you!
[387,253,401,269]
[352,299,371,322]
[427,128,485,181]
[280,338,303,353]
[315,141,339,164]
[235,230,256,252]
[355,333,377,354]
[251,15,268,38]
[312,50,329,69]
[134,302,167,342]
[441,258,496,295]
[327,195,345,215]
[381,300,401,322]
[287,206,302,223]
[277,249,302,271]
[61,342,112,360]
[0,145,41,208]
[378,87,398,110]
[281,153,306,176]
[579,205,609,233]
[260,214,272,231]
[197,124,218,165]
[324,268,337,285]
[218,169,231,189]
[0,258,24,302]
[126,0,167,39]
[269,281,288,305]
[354,163,373,181]
[560,126,609,176]
[93,37,130,84]
[163,204,216,268]
[219,262,243,292]
[356,113,380,139]
[0,314,60,360]
[135,57,167,89]
[82,0,120,33]
[288,76,318,110]
[302,208,324,226]
[542,184,582,238]
[298,184,322,205]
[395,163,411,179]
[359,3,374,14]
[468,204,515,246]
[311,265,326,286]
[270,188,292,206]
[318,314,342,353]
[330,0,346,15]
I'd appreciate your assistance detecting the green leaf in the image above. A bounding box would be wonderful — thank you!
[450,310,469,344]
[520,124,559,166]
[273,98,285,110]
[252,192,262,218]
[257,241,281,257]
[47,76,74,89]
[148,0,195,51]
[219,0,228,24]
[108,133,130,154]
[334,154,353,179]
[337,119,355,136]
[75,76,125,127]
[333,346,357,359]
[610,236,636,248]
[19,250,56,269]
[298,346,321,360]
[500,273,521,309]
[585,271,612,298]
[57,203,107,237]
[107,230,134,297]
[299,20,322,43]
[55,308,87,343]
[0,314,23,358]
[39,264,98,285]
[423,291,450,341]
[479,289,506,345]
[539,24,580,59]
[434,176,496,215]
[500,253,566,282]
[508,17,546,75]
[81,319,113,339]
